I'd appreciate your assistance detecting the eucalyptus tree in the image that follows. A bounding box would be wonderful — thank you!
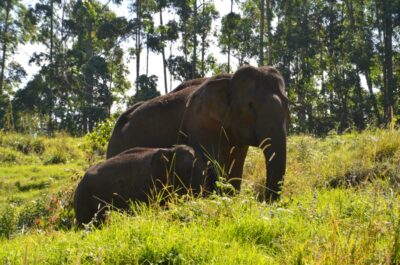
[62,0,131,132]
[265,0,272,65]
[129,74,160,104]
[167,0,197,80]
[219,8,257,70]
[11,0,130,134]
[0,0,31,129]
[156,0,168,93]
[0,0,34,96]
[23,0,66,132]
[219,12,238,73]
[375,0,398,123]
[259,0,264,66]
[198,1,218,76]
[169,0,191,63]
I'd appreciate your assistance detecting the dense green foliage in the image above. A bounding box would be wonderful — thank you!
[0,129,399,263]
[0,0,398,135]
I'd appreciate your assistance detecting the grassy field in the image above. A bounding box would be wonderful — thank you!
[0,129,399,264]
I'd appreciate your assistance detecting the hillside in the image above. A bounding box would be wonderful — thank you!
[0,130,399,264]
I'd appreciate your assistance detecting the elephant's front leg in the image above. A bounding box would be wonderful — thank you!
[226,145,249,191]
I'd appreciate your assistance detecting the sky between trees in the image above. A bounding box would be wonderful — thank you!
[15,0,239,94]
[0,0,398,135]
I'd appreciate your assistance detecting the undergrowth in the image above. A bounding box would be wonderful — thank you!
[0,128,399,264]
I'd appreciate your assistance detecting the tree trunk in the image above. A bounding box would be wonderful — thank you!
[338,69,349,133]
[227,0,233,73]
[146,34,149,76]
[353,67,365,130]
[136,0,141,90]
[266,0,272,65]
[159,5,168,94]
[183,30,188,62]
[0,0,11,96]
[48,0,55,134]
[365,69,382,124]
[259,0,264,66]
[192,0,197,79]
[108,56,114,118]
[296,53,306,132]
[379,26,388,119]
[282,0,291,92]
[169,42,173,89]
[59,0,67,127]
[86,19,94,132]
[339,94,349,133]
[200,0,205,76]
[382,0,394,123]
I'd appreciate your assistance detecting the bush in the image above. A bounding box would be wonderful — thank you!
[44,150,67,165]
[17,198,48,229]
[0,148,20,164]
[0,131,84,165]
[0,205,18,239]
[84,117,116,156]
[31,139,45,155]
[11,137,45,155]
[1,134,32,154]
[17,189,75,231]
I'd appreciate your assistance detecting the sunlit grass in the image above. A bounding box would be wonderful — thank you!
[244,130,400,198]
[0,186,399,264]
[0,164,82,206]
[0,129,399,264]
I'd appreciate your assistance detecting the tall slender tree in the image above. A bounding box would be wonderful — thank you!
[259,0,264,66]
[0,0,34,96]
[158,0,168,93]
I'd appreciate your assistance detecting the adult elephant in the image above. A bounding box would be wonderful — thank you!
[107,65,289,201]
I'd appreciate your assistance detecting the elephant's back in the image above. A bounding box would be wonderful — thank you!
[85,152,154,199]
[170,77,208,93]
[107,91,191,158]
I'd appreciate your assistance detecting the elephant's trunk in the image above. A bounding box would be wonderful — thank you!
[263,130,286,201]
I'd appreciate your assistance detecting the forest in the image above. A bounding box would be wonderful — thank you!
[1,1,400,263]
[0,0,398,135]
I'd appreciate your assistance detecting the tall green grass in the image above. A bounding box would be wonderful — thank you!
[0,132,86,165]
[244,129,400,197]
[0,129,399,264]
[0,187,398,264]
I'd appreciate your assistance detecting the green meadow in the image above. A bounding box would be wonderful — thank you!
[0,129,399,264]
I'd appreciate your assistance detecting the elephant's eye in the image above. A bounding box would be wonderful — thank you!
[248,102,255,109]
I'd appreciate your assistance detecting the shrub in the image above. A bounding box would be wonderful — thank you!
[46,188,76,230]
[31,139,45,155]
[84,117,116,156]
[0,148,20,164]
[0,134,33,154]
[17,198,48,229]
[0,205,18,239]
[16,188,75,231]
[44,150,67,165]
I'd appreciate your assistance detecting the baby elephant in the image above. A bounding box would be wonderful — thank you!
[74,145,208,225]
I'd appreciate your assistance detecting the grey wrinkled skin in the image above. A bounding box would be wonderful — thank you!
[107,65,289,201]
[74,145,208,225]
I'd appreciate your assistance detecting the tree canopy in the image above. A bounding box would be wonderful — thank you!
[0,0,398,135]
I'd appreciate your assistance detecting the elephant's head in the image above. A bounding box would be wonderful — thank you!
[194,65,289,200]
[229,66,288,200]
[151,146,208,195]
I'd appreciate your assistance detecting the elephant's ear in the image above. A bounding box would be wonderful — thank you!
[190,78,231,123]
